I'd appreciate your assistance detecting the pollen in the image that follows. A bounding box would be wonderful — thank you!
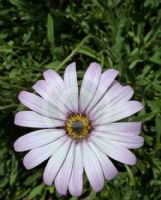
[65,113,91,140]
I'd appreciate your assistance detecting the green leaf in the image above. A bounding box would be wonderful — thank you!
[87,191,97,200]
[77,45,97,59]
[28,184,44,200]
[47,13,54,51]
[133,112,156,122]
[155,116,161,150]
[24,171,42,186]
[150,51,161,65]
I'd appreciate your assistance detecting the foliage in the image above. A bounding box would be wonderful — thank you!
[0,0,161,199]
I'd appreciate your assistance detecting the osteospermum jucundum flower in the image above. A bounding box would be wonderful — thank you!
[14,62,144,196]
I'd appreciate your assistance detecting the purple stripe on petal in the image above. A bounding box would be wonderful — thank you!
[89,80,122,118]
[64,62,79,112]
[14,129,65,152]
[91,135,137,165]
[33,80,68,114]
[55,141,75,195]
[82,140,104,192]
[94,122,142,135]
[14,111,65,128]
[43,137,72,186]
[86,69,119,114]
[68,142,83,196]
[79,62,102,113]
[18,91,66,120]
[93,101,143,125]
[88,141,118,180]
[92,131,144,149]
[43,69,71,111]
[23,136,67,169]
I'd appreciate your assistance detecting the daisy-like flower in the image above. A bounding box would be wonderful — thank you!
[14,62,144,196]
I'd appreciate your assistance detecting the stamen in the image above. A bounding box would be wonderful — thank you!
[72,121,84,134]
[65,113,91,140]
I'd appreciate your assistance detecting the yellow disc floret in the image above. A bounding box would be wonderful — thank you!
[65,113,91,140]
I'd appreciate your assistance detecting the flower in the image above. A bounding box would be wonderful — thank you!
[14,62,144,196]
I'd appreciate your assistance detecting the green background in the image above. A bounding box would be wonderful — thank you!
[0,0,161,199]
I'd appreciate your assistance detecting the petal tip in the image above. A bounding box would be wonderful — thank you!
[65,62,76,72]
[43,176,52,186]
[13,141,19,152]
[18,91,26,101]
[14,112,20,125]
[136,101,144,112]
[109,68,119,75]
[89,62,102,70]
[107,174,118,181]
[43,69,55,79]
[23,157,32,170]
[129,157,137,166]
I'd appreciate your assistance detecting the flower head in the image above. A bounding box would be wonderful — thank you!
[14,62,144,196]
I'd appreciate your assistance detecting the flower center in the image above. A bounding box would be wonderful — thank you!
[65,113,91,140]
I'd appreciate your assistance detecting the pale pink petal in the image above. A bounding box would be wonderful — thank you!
[86,69,119,114]
[91,135,136,165]
[33,80,68,114]
[79,62,101,112]
[55,141,75,195]
[90,86,134,119]
[14,111,64,128]
[43,69,65,93]
[94,122,142,135]
[64,62,78,112]
[14,129,65,152]
[92,131,144,149]
[43,69,71,111]
[89,81,122,118]
[88,141,118,180]
[23,136,67,169]
[68,142,83,196]
[18,91,66,120]
[82,140,104,192]
[43,137,72,185]
[93,101,143,125]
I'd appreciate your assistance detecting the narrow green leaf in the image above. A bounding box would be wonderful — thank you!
[28,184,44,199]
[155,116,161,150]
[87,191,97,200]
[47,13,54,50]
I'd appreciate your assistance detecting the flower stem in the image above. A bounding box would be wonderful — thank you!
[55,35,92,71]
[125,164,135,186]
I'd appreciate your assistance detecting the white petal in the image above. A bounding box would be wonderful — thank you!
[43,137,72,186]
[82,140,104,192]
[18,91,66,120]
[43,69,71,111]
[23,136,67,169]
[94,122,142,135]
[91,135,136,165]
[33,80,68,114]
[68,142,83,196]
[89,80,122,118]
[92,131,144,149]
[14,129,65,152]
[55,141,75,195]
[64,62,78,112]
[14,111,64,128]
[43,69,65,93]
[86,69,119,114]
[79,62,101,113]
[88,141,118,180]
[93,101,143,125]
[91,86,134,119]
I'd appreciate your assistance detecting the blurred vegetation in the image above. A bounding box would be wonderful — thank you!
[0,0,161,199]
